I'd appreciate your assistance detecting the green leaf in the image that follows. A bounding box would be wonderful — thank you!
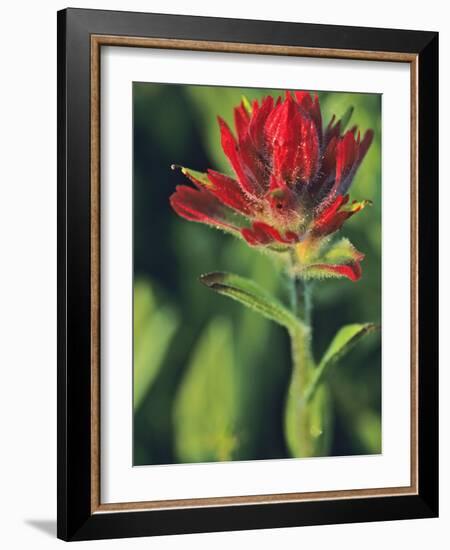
[173,317,238,462]
[304,323,378,403]
[133,279,179,410]
[200,272,300,331]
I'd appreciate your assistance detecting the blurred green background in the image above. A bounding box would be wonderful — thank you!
[133,83,381,466]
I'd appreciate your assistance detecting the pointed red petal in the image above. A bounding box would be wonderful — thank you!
[324,114,341,146]
[313,195,371,236]
[248,95,274,152]
[175,166,256,217]
[336,131,359,187]
[241,225,272,245]
[310,136,338,197]
[333,128,374,195]
[241,228,261,245]
[265,95,319,184]
[312,94,323,140]
[252,221,289,244]
[234,102,250,142]
[357,129,374,166]
[313,195,348,234]
[241,221,297,246]
[218,116,262,196]
[311,262,362,281]
[237,135,267,193]
[206,169,255,215]
[294,91,310,105]
[297,117,320,182]
[170,185,241,232]
[294,91,323,140]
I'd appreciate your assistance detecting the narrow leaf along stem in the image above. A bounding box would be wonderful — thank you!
[199,270,377,459]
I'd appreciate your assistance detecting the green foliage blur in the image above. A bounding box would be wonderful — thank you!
[133,83,381,465]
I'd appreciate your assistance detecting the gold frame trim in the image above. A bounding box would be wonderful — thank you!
[90,35,419,514]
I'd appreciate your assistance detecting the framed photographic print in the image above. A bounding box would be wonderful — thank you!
[57,8,438,541]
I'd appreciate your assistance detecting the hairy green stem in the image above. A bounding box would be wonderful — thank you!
[284,277,314,456]
[287,251,312,326]
[295,277,313,326]
[285,276,331,458]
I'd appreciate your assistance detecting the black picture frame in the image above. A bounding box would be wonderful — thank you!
[57,7,438,541]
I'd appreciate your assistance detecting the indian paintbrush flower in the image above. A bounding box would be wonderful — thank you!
[170,91,373,282]
[167,90,379,459]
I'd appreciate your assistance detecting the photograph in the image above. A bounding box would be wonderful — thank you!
[133,83,382,466]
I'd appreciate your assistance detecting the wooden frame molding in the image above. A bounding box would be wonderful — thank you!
[90,34,419,515]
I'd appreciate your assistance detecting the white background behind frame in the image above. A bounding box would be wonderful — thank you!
[101,46,411,504]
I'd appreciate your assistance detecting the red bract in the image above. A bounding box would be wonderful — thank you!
[170,91,374,281]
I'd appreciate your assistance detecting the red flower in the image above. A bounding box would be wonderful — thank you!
[170,91,373,281]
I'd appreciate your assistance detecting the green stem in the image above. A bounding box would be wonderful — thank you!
[295,277,313,326]
[288,251,313,326]
[284,276,331,457]
[284,277,314,456]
